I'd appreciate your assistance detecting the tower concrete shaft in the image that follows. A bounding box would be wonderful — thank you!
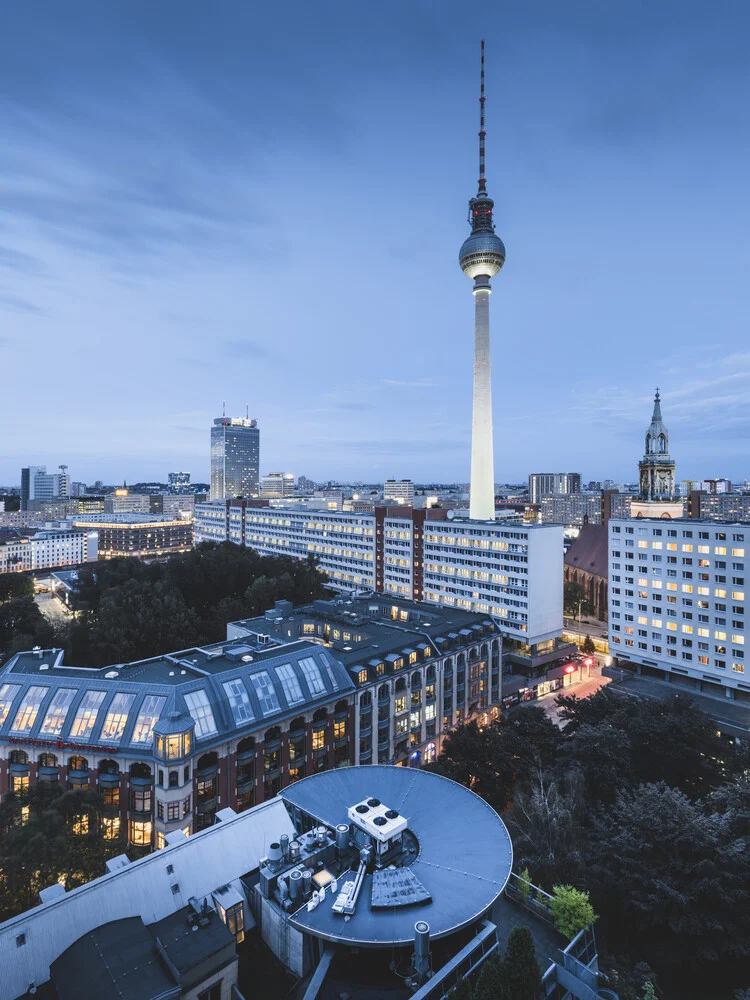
[470,276,495,520]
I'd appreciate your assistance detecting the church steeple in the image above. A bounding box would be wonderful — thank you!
[645,388,669,458]
[639,388,675,500]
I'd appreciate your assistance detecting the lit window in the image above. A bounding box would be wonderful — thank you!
[299,656,325,695]
[129,819,152,846]
[222,679,253,724]
[38,688,76,736]
[715,631,727,641]
[184,689,218,738]
[0,684,21,728]
[132,695,167,745]
[100,693,135,742]
[249,671,281,715]
[275,664,304,706]
[11,686,49,734]
[69,691,106,740]
[312,729,325,750]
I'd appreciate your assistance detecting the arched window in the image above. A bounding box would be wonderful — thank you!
[39,753,58,768]
[9,750,28,765]
[335,700,347,714]
[237,735,256,755]
[395,677,407,692]
[359,690,372,708]
[197,751,218,771]
[129,762,151,779]
[480,643,488,658]
[98,759,119,775]
[457,653,466,668]
[312,708,327,724]
[264,726,282,744]
[411,672,421,688]
[69,755,88,772]
[443,657,453,672]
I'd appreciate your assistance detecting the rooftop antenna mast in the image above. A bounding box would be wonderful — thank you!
[222,400,226,418]
[245,402,249,420]
[478,38,486,195]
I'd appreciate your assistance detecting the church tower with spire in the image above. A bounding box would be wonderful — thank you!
[638,389,675,500]
[631,389,683,519]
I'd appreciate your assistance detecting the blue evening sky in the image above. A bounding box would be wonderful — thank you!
[1,1,749,486]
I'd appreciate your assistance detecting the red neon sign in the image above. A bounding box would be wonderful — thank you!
[7,736,118,754]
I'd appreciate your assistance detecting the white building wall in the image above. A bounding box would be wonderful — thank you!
[422,519,563,646]
[608,518,748,695]
[382,517,414,597]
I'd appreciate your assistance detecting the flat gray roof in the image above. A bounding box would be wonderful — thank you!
[281,765,512,947]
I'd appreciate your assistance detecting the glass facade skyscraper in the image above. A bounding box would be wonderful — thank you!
[210,417,260,500]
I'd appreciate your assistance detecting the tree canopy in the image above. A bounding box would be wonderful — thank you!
[432,687,750,999]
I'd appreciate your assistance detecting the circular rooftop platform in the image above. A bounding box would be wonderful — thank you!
[280,765,513,947]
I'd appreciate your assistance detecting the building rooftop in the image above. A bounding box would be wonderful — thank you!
[279,765,513,947]
[564,522,608,578]
[230,594,498,681]
[69,513,182,525]
[0,797,294,1000]
[0,638,353,754]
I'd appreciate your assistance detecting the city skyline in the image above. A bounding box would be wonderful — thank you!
[2,2,750,483]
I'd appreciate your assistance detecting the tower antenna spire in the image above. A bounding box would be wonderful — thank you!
[478,39,487,194]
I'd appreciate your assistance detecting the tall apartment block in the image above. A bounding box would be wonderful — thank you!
[210,416,260,501]
[21,465,71,511]
[608,517,749,699]
[528,472,581,505]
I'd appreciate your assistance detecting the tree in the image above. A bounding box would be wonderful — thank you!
[473,952,506,1000]
[563,581,594,619]
[0,784,126,920]
[559,724,633,805]
[508,768,586,889]
[0,595,55,657]
[428,720,508,813]
[641,984,657,1000]
[0,573,34,603]
[502,926,541,999]
[586,782,750,986]
[548,885,596,940]
[581,634,596,655]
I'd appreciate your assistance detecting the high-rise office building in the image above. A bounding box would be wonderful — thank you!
[168,471,191,494]
[210,416,260,501]
[459,41,504,521]
[260,472,295,498]
[383,479,415,504]
[528,473,582,505]
[20,465,71,511]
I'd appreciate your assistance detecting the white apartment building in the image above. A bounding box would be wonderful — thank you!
[195,502,376,590]
[422,518,564,647]
[608,517,749,699]
[0,528,98,574]
[383,479,415,504]
[195,502,564,651]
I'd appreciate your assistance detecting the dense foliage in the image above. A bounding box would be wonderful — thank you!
[431,691,750,999]
[0,542,329,666]
[0,784,127,921]
[452,925,541,1000]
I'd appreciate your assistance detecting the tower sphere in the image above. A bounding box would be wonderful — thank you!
[459,230,506,279]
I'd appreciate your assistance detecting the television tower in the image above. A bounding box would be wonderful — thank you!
[459,40,505,521]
